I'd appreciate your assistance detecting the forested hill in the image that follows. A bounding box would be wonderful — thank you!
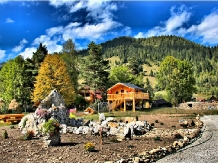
[102,36,213,63]
[79,35,218,95]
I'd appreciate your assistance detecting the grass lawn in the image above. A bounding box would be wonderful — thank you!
[79,107,218,121]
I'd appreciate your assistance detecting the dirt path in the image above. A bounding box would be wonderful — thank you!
[156,115,218,163]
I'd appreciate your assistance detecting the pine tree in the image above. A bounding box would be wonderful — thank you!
[80,41,110,99]
[60,39,79,92]
[32,54,75,106]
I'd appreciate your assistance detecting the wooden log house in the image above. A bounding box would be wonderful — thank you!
[79,86,102,104]
[107,83,149,112]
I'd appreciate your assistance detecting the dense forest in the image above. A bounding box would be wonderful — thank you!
[80,36,218,96]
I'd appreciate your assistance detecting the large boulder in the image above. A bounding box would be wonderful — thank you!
[19,90,69,136]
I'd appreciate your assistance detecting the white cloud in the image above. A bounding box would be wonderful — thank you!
[32,35,62,54]
[165,5,191,32]
[62,18,121,41]
[12,39,28,53]
[134,5,218,45]
[187,11,218,44]
[16,0,123,58]
[49,0,73,8]
[134,5,192,38]
[134,32,146,38]
[0,0,8,4]
[5,18,14,23]
[0,50,6,60]
[46,26,63,37]
[19,47,36,60]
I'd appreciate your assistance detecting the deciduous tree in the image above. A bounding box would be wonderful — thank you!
[0,56,26,105]
[156,56,196,106]
[109,65,134,84]
[32,54,75,106]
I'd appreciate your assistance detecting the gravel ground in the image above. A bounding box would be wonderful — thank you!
[156,115,218,163]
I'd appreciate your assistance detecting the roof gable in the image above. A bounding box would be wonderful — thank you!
[108,82,145,91]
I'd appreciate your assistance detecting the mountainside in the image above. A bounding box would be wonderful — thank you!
[79,35,218,96]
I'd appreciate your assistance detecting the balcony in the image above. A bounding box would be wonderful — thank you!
[107,92,149,101]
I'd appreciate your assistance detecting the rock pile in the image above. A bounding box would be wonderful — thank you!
[60,116,153,140]
[179,102,218,110]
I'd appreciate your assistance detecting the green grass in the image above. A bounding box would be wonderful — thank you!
[0,123,12,127]
[81,107,218,121]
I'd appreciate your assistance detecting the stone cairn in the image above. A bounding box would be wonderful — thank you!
[19,89,69,146]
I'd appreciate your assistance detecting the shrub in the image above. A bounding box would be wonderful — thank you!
[2,130,8,139]
[127,145,134,149]
[22,117,28,129]
[155,120,159,123]
[20,130,34,140]
[160,122,164,125]
[84,142,95,152]
[10,125,15,129]
[42,119,61,136]
[153,136,161,141]
[110,136,119,143]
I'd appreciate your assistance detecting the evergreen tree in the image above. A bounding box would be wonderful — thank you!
[80,41,110,98]
[60,39,79,92]
[144,78,154,102]
[24,43,48,90]
[32,43,48,70]
[32,54,75,106]
[128,56,143,75]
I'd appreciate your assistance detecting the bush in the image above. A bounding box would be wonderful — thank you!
[2,130,8,139]
[155,120,159,123]
[20,130,34,140]
[10,125,15,129]
[84,142,95,152]
[22,117,28,129]
[153,136,161,141]
[110,136,119,143]
[42,119,61,136]
[160,122,164,125]
[127,145,134,149]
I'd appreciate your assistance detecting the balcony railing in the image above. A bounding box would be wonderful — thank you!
[107,92,149,101]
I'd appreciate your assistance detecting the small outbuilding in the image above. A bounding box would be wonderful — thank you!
[79,86,102,104]
[107,83,149,112]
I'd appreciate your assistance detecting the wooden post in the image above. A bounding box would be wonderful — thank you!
[99,128,103,149]
[133,98,135,112]
[124,99,126,112]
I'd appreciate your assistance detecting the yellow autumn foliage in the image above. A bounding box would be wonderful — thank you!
[32,54,75,105]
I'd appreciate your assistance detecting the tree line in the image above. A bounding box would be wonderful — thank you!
[0,35,209,110]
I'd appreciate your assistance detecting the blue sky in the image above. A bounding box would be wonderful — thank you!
[0,1,218,62]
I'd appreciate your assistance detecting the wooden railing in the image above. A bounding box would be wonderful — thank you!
[107,92,149,101]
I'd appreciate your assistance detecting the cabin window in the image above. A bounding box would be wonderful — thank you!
[116,91,119,94]
[121,90,124,93]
